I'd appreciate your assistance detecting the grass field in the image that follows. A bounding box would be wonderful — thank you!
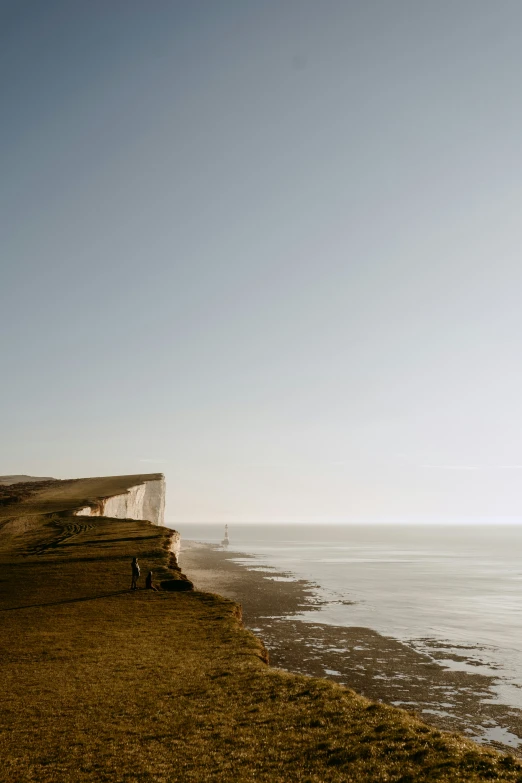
[1,476,522,782]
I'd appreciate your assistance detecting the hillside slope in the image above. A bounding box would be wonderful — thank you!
[0,474,55,485]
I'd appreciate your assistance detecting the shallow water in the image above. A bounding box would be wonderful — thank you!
[179,524,522,714]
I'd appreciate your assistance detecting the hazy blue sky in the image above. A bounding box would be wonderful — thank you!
[3,1,522,523]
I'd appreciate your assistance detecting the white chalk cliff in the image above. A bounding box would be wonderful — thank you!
[74,477,165,526]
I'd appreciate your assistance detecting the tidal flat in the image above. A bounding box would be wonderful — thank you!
[181,540,522,756]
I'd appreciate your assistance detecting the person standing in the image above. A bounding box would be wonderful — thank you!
[131,556,140,590]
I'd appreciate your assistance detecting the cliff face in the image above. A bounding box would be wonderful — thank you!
[74,476,165,526]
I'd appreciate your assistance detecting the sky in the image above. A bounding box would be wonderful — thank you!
[2,1,522,523]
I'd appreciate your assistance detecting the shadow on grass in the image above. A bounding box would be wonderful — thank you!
[0,589,133,612]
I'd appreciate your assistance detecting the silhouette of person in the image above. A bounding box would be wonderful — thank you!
[145,570,158,591]
[131,557,140,590]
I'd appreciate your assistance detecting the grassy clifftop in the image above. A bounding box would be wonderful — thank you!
[0,472,164,520]
[1,476,521,782]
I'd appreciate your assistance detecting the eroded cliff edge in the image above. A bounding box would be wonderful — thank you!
[73,474,166,527]
[0,472,183,577]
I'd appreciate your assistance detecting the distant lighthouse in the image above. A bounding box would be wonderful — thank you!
[221,524,229,547]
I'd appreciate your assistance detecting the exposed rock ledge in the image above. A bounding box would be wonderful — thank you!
[74,475,165,527]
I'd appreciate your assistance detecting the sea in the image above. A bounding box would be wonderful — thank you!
[177,523,522,714]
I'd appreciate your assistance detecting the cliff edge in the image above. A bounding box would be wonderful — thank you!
[73,474,166,527]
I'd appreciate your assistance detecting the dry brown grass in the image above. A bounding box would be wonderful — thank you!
[0,479,60,506]
[1,476,521,782]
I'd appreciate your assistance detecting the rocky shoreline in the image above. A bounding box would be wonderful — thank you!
[180,540,522,757]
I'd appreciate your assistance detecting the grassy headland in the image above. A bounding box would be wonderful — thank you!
[1,476,521,782]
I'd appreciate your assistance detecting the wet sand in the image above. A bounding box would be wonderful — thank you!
[181,540,522,757]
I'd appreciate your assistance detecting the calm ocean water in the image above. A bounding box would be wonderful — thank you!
[177,524,522,709]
